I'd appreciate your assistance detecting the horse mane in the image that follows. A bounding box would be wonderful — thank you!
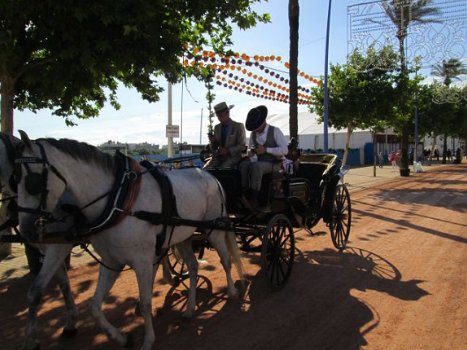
[38,138,116,173]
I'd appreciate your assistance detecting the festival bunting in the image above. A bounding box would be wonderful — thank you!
[182,49,320,105]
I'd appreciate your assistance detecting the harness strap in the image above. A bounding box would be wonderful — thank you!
[139,160,179,256]
[73,152,142,237]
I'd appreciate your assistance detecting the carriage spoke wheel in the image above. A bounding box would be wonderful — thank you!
[261,214,295,290]
[329,184,351,250]
[167,246,189,278]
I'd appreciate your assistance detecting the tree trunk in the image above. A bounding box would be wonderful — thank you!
[342,123,353,166]
[288,0,299,141]
[0,194,12,257]
[399,121,410,176]
[442,132,448,163]
[1,74,15,135]
[429,134,437,164]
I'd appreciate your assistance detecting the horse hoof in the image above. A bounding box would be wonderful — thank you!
[61,327,78,338]
[124,332,134,348]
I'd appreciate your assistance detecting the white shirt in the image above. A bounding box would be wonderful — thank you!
[248,124,289,156]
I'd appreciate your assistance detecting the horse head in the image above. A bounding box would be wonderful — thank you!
[16,130,68,241]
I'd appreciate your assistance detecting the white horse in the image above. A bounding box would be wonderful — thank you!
[15,131,244,350]
[0,132,78,350]
[1,133,205,350]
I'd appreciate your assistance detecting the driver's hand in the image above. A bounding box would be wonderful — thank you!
[218,147,230,156]
[256,145,266,155]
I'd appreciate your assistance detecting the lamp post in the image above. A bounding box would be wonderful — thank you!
[167,82,174,158]
[323,0,332,152]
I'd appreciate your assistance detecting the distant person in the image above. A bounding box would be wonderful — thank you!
[434,148,439,161]
[378,151,384,168]
[395,150,401,167]
[446,149,452,161]
[239,105,288,209]
[203,101,246,169]
[455,147,462,164]
[389,151,397,168]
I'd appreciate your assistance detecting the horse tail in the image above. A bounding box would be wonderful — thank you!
[225,231,244,282]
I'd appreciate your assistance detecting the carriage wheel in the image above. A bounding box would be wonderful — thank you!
[166,246,189,278]
[329,184,351,250]
[261,214,295,290]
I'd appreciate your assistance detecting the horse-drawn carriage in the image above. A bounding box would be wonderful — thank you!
[167,152,351,289]
[2,131,351,349]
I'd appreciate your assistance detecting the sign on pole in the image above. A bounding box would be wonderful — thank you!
[166,125,179,138]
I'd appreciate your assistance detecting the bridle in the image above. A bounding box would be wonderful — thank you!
[14,141,68,231]
[14,141,143,242]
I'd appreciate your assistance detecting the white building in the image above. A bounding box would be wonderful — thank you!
[265,111,401,165]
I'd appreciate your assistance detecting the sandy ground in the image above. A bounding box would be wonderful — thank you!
[0,164,465,349]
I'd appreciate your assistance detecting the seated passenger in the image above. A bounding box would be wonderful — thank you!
[203,101,246,169]
[239,105,288,208]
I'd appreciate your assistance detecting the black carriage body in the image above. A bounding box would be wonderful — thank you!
[207,153,343,228]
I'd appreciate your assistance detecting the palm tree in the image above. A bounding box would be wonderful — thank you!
[382,0,440,175]
[288,0,299,141]
[431,58,467,162]
[432,58,467,86]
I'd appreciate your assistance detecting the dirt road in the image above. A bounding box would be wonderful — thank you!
[1,164,465,349]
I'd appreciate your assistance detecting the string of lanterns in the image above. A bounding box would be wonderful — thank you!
[182,49,320,105]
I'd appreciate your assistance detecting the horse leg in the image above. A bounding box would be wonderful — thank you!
[89,265,128,346]
[173,239,198,319]
[225,231,246,291]
[161,256,175,284]
[133,262,156,350]
[23,244,73,350]
[160,249,178,286]
[208,231,243,298]
[55,264,78,337]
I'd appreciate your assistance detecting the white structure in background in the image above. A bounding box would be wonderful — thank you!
[265,111,377,164]
[267,111,372,149]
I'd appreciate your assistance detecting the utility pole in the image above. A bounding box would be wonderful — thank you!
[167,82,174,158]
[323,0,332,152]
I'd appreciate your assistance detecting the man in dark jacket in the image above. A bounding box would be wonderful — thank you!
[204,101,246,169]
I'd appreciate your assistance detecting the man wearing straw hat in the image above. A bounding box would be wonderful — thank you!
[204,101,246,169]
[240,105,288,209]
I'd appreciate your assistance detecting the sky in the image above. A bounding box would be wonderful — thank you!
[12,0,465,147]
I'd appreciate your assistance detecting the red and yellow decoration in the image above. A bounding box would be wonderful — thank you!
[182,49,320,105]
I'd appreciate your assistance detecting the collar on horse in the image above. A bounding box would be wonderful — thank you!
[65,151,142,240]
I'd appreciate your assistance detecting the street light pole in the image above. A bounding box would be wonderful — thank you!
[323,0,332,153]
[167,82,174,158]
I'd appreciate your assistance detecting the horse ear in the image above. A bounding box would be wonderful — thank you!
[18,130,33,150]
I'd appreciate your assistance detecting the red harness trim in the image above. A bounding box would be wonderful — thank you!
[118,158,142,222]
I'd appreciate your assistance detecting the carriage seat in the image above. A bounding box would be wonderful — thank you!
[294,153,338,191]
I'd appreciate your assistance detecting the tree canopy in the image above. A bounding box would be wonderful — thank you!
[0,0,270,133]
[311,46,399,131]
[309,45,400,164]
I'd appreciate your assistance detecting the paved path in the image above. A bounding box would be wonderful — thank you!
[1,162,464,350]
